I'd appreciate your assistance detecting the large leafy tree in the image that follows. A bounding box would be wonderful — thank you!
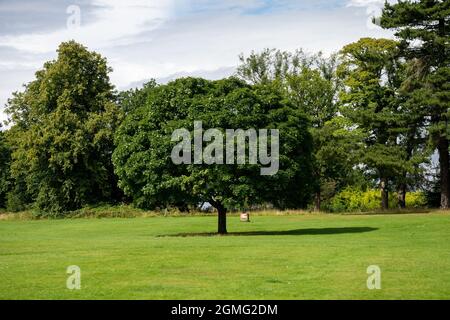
[5,41,123,214]
[113,77,314,234]
[117,80,157,114]
[338,38,423,210]
[380,0,450,208]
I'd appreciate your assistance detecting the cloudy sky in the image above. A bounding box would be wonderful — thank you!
[0,0,395,123]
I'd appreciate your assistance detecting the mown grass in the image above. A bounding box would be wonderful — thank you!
[0,210,449,299]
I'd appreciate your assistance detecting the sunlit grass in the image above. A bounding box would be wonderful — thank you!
[1,211,449,299]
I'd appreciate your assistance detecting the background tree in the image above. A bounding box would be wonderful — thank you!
[285,55,344,210]
[391,109,429,208]
[380,0,450,208]
[338,38,416,210]
[113,77,314,234]
[238,49,361,210]
[5,41,123,215]
[311,116,365,210]
[0,126,11,208]
[117,80,157,114]
[237,48,308,84]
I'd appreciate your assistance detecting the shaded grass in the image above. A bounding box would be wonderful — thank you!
[0,212,450,299]
[162,226,378,237]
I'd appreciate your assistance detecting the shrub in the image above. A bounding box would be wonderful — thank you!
[324,187,427,212]
[405,191,427,208]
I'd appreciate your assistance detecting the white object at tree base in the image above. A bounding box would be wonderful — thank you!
[240,212,250,222]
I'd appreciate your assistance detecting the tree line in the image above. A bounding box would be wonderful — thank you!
[0,1,448,233]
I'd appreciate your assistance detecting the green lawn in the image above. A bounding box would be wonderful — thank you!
[1,212,450,299]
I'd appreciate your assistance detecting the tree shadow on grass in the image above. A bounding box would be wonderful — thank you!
[349,208,431,215]
[159,227,378,237]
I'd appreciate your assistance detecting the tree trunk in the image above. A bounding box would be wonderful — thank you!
[380,177,388,210]
[217,204,227,234]
[438,136,450,209]
[397,183,406,209]
[314,190,321,212]
[210,199,227,234]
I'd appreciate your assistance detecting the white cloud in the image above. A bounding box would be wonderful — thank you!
[346,0,397,6]
[0,0,175,53]
[0,0,176,120]
[346,0,398,30]
[0,0,397,124]
[0,61,42,70]
[104,5,393,87]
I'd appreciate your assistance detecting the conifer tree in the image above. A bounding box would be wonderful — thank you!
[338,38,409,210]
[380,0,450,208]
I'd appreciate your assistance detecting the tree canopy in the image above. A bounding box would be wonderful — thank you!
[113,77,314,233]
[380,0,450,208]
[237,48,362,210]
[338,38,408,209]
[4,41,123,214]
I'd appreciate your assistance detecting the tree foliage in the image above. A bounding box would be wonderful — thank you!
[5,41,123,215]
[380,0,450,208]
[337,38,424,209]
[0,127,11,208]
[113,77,314,233]
[237,49,362,209]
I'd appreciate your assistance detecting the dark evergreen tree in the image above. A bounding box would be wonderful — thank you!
[380,0,450,208]
[338,38,417,210]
